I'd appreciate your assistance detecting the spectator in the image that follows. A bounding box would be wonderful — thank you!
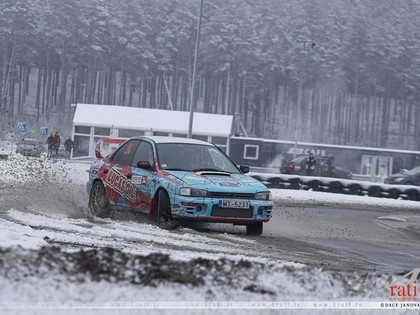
[47,132,54,158]
[305,152,317,176]
[53,132,61,158]
[64,138,74,160]
[327,154,335,177]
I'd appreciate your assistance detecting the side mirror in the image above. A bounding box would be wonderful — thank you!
[239,165,250,174]
[137,161,153,170]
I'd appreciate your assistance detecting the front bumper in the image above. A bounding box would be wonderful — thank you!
[86,180,93,194]
[170,195,273,224]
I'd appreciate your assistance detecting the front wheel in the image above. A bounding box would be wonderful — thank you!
[246,222,263,235]
[89,181,110,217]
[157,190,177,229]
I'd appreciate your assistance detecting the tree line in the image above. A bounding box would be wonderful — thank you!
[1,0,420,150]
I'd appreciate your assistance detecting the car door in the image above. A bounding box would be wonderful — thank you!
[129,140,157,213]
[414,172,420,186]
[105,140,140,208]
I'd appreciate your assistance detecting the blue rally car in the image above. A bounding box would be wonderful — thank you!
[87,136,273,235]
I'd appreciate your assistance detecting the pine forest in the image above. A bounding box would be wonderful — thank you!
[1,0,420,150]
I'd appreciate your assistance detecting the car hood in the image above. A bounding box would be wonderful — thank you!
[165,170,268,192]
[387,173,410,179]
[19,146,40,149]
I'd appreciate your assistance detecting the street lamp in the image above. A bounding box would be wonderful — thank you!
[187,0,204,138]
[293,39,315,159]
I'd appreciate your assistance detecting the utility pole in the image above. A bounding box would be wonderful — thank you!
[293,68,304,159]
[187,0,204,138]
[293,39,315,159]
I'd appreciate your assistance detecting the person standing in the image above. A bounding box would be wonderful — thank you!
[305,152,317,176]
[327,154,336,177]
[53,132,61,158]
[64,138,74,160]
[47,133,54,158]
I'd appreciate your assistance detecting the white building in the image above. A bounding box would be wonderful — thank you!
[71,104,234,158]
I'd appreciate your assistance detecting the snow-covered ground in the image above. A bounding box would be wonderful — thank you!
[0,154,418,314]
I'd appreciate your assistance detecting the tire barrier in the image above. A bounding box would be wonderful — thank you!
[250,173,420,202]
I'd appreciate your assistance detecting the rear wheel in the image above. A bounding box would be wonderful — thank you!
[246,222,263,235]
[157,190,177,229]
[89,181,110,217]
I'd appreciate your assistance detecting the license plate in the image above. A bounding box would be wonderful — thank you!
[219,200,250,209]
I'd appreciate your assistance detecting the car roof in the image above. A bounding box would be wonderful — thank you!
[22,138,39,141]
[292,156,309,162]
[21,139,40,143]
[293,155,327,161]
[135,136,213,146]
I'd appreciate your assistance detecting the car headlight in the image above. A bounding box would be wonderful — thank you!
[254,191,271,200]
[179,187,208,197]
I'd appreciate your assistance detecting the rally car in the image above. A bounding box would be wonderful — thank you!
[86,136,273,235]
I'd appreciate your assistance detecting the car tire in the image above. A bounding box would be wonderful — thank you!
[89,181,110,217]
[157,190,177,229]
[246,222,263,235]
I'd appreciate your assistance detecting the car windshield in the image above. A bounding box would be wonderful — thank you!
[292,156,325,165]
[157,143,240,174]
[402,166,420,175]
[21,140,39,145]
[292,156,307,163]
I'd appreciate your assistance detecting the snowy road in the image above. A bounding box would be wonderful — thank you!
[1,156,418,271]
[263,205,420,272]
[2,198,418,272]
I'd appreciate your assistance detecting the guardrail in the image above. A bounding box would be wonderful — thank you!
[249,172,420,201]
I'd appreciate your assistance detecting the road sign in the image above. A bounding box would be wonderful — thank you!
[17,122,28,133]
[40,127,48,135]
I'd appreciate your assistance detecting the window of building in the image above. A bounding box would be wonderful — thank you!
[172,133,187,138]
[360,155,393,177]
[73,135,90,158]
[192,135,208,142]
[94,127,110,136]
[74,126,91,135]
[153,132,169,137]
[210,136,227,146]
[243,144,259,160]
[118,129,144,138]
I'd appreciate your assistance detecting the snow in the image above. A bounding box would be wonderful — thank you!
[253,171,420,198]
[0,154,419,314]
[271,188,420,210]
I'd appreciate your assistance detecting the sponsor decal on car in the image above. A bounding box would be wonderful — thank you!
[131,175,151,186]
[184,176,209,183]
[105,169,137,202]
[206,177,241,187]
